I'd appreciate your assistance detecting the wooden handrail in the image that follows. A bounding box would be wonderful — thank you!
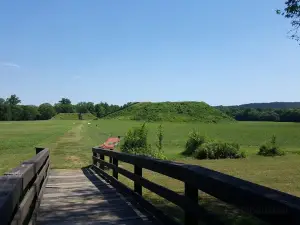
[0,148,50,225]
[92,147,300,225]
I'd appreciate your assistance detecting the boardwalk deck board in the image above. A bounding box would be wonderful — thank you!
[36,168,159,225]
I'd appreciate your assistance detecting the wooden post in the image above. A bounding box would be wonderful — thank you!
[184,182,198,225]
[112,158,118,179]
[134,165,142,195]
[92,152,97,166]
[109,156,113,164]
[35,147,44,155]
[100,154,105,170]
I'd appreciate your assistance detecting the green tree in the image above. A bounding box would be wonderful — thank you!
[56,98,74,113]
[95,104,106,117]
[38,103,56,120]
[22,105,39,120]
[277,0,300,43]
[59,98,71,105]
[156,124,164,152]
[54,103,74,113]
[6,94,21,106]
[86,102,95,114]
[0,101,10,121]
[11,105,23,121]
[76,102,89,113]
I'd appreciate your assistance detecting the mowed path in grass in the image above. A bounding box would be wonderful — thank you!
[0,120,97,174]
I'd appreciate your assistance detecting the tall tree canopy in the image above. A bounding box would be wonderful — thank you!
[6,94,21,105]
[277,0,300,43]
[38,103,56,120]
[59,98,71,105]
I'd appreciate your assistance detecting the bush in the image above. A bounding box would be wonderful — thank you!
[258,135,285,156]
[194,141,245,159]
[182,130,208,156]
[156,124,164,152]
[121,123,166,159]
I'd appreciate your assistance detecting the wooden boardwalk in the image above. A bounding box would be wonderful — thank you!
[36,168,159,225]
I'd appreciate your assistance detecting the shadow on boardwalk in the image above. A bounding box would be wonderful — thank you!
[36,167,158,225]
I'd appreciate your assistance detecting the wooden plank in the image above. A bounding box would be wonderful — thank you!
[4,163,35,191]
[100,154,105,169]
[48,175,95,178]
[41,191,128,200]
[23,149,49,174]
[11,185,36,225]
[34,159,49,193]
[113,158,118,179]
[37,215,152,224]
[38,207,144,221]
[40,196,133,206]
[0,177,22,225]
[11,160,49,225]
[35,147,45,155]
[43,187,117,195]
[45,180,112,187]
[39,199,133,208]
[31,166,50,225]
[184,183,198,225]
[134,165,142,195]
[34,218,156,225]
[38,201,133,212]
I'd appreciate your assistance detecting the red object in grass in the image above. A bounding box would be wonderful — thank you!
[100,137,120,150]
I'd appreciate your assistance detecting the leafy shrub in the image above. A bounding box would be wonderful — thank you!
[121,123,148,152]
[121,123,166,159]
[156,124,163,152]
[194,141,245,159]
[182,130,208,156]
[258,135,285,156]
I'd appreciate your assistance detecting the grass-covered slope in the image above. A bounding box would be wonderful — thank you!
[104,102,234,122]
[52,113,96,120]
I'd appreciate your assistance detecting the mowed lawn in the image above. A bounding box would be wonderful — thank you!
[1,119,300,196]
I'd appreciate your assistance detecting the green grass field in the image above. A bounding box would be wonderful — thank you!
[1,119,300,193]
[1,119,300,224]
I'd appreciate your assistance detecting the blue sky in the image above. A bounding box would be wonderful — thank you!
[0,0,299,106]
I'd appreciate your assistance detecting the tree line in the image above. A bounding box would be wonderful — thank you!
[217,106,300,122]
[0,94,136,121]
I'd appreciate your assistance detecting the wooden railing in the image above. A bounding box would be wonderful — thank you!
[92,147,300,225]
[0,148,50,225]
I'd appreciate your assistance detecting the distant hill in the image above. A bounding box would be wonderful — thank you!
[52,113,96,120]
[217,102,300,109]
[103,102,234,123]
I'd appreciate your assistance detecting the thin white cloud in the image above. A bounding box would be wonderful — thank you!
[0,62,20,68]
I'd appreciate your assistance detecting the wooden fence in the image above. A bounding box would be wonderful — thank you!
[0,148,49,225]
[92,147,300,225]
